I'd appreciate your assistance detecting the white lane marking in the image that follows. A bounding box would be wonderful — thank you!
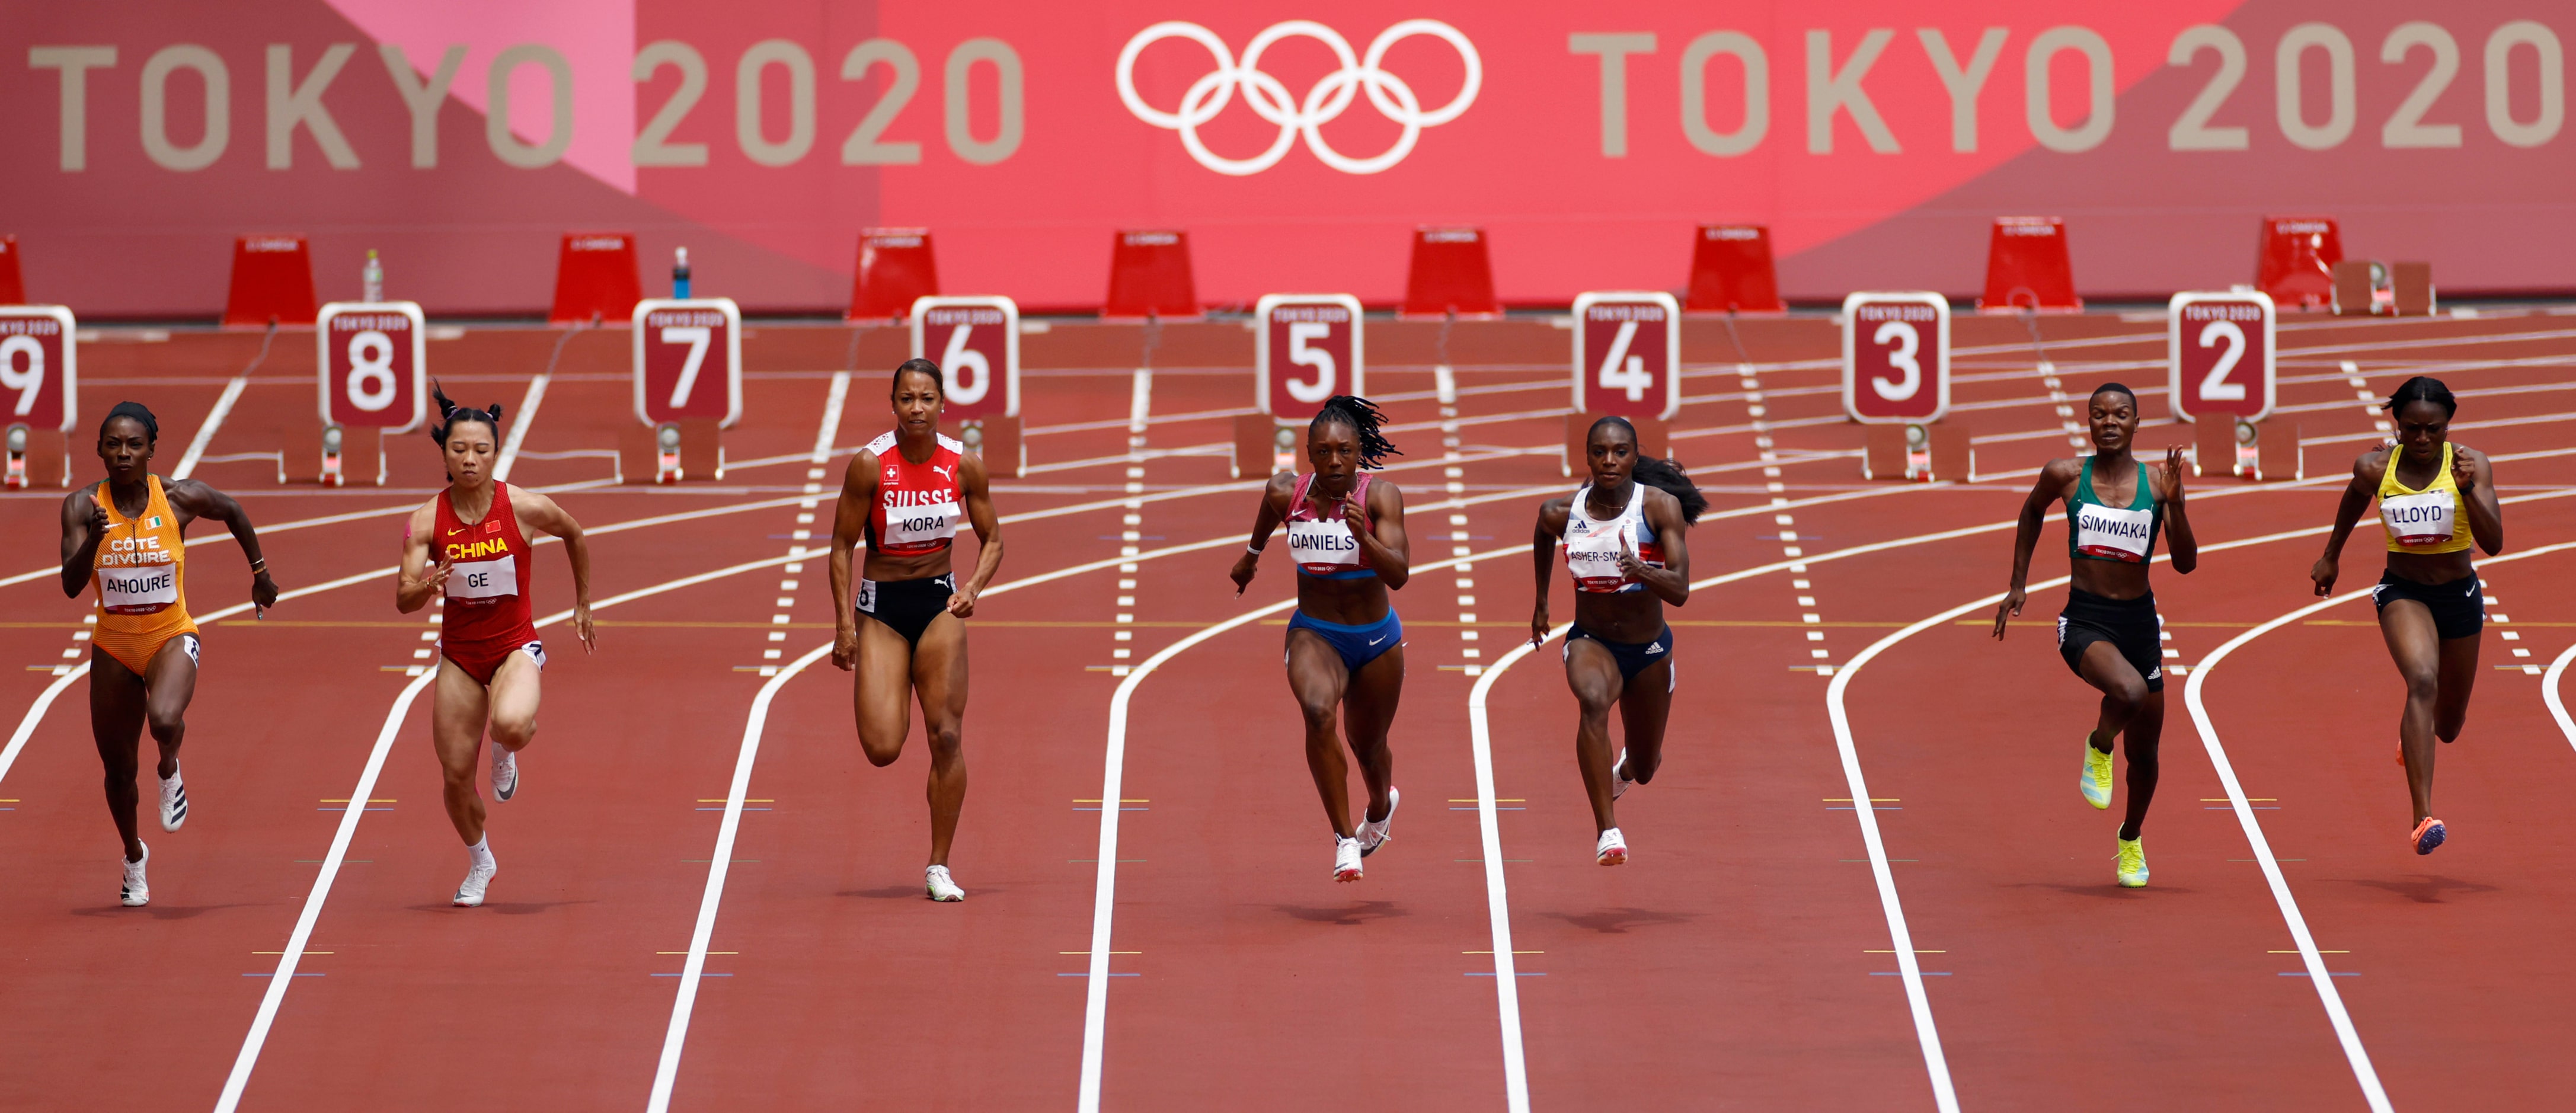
[491,373,550,482]
[1465,637,1546,1111]
[2547,641,2576,754]
[811,373,849,463]
[1128,367,1152,436]
[170,375,252,481]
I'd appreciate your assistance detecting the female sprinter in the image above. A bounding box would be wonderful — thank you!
[2310,376,2503,856]
[1228,395,1410,882]
[1993,383,2197,887]
[1527,416,1702,866]
[59,401,277,906]
[396,386,593,907]
[829,358,1005,902]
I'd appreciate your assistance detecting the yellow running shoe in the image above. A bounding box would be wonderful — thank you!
[2080,735,2114,810]
[2115,836,2149,887]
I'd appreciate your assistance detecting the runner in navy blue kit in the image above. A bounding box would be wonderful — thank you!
[1229,396,1410,882]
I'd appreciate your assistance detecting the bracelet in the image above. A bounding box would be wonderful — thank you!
[1246,543,1266,555]
[248,559,267,573]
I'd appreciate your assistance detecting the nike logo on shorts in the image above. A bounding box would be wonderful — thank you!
[1368,635,1388,646]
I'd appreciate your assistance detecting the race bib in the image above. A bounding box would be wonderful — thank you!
[99,563,178,613]
[1566,518,1657,593]
[446,555,519,600]
[2381,490,2455,547]
[1288,516,1363,571]
[881,500,959,548]
[2074,503,2154,562]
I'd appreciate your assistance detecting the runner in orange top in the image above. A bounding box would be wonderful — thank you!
[57,402,277,907]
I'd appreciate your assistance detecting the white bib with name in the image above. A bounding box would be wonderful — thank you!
[2380,490,2456,548]
[880,498,960,549]
[98,564,179,612]
[1287,516,1364,571]
[2073,502,2155,562]
[447,556,519,600]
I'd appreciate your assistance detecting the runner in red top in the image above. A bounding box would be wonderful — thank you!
[397,385,594,907]
[830,359,1005,902]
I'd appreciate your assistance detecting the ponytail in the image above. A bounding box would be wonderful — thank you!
[429,379,504,444]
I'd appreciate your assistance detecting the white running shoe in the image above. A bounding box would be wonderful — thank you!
[490,744,518,802]
[926,865,965,902]
[159,767,188,831]
[1333,835,1364,882]
[1611,750,1635,801]
[1356,787,1400,857]
[1596,827,1629,866]
[453,861,497,907]
[120,842,149,907]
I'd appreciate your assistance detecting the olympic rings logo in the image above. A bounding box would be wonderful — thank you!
[1116,20,1482,176]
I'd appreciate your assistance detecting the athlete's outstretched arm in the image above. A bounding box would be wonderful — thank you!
[1353,478,1410,589]
[1993,459,2075,639]
[517,490,595,651]
[945,450,1005,618]
[1226,472,1295,596]
[2309,452,2380,596]
[395,502,449,613]
[169,479,280,612]
[1528,498,1571,647]
[2456,445,2504,555]
[1619,488,1690,606]
[58,488,108,599]
[829,449,881,671]
[2155,445,2197,575]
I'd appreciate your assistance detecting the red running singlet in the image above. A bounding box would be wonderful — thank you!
[434,482,539,683]
[866,430,966,556]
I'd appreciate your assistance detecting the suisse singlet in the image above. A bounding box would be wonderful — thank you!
[867,430,965,556]
[435,482,538,653]
[1564,481,1664,593]
[1286,472,1376,578]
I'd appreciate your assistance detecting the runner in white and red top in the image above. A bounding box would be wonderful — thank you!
[830,359,1006,902]
[1229,396,1412,883]
[398,385,594,907]
[1529,416,1703,866]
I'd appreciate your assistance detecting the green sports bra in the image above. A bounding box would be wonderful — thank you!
[2067,456,2161,564]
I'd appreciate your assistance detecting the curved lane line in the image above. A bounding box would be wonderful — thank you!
[2546,641,2576,754]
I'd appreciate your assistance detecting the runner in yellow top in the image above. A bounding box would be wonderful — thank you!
[2311,377,2503,856]
[57,402,278,906]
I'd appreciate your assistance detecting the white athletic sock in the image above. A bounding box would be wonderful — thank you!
[467,835,494,868]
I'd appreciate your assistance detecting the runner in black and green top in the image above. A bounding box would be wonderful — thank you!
[1992,383,2198,887]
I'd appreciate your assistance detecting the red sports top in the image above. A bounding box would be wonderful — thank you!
[866,430,966,556]
[434,482,538,651]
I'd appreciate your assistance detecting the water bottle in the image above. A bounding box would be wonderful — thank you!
[673,247,692,299]
[362,250,383,303]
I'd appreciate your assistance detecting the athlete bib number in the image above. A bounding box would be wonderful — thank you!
[1565,521,1655,593]
[1288,516,1363,572]
[446,556,519,600]
[99,564,178,613]
[881,500,958,549]
[2382,491,2455,547]
[2074,503,2154,562]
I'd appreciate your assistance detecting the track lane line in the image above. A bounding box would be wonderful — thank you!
[171,375,253,481]
[2545,641,2576,754]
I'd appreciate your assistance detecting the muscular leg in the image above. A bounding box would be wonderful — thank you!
[1616,657,1674,787]
[1564,639,1626,834]
[484,650,542,755]
[852,616,915,768]
[2379,600,2444,824]
[2115,692,2164,841]
[430,661,493,845]
[910,613,970,868]
[140,636,199,780]
[2433,634,2481,743]
[1286,630,1355,838]
[88,652,149,862]
[2076,641,2155,835]
[1341,644,1404,825]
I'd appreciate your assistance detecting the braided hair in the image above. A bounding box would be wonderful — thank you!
[101,401,159,443]
[1310,395,1401,469]
[429,380,505,444]
[2384,375,2457,418]
[1587,415,1707,523]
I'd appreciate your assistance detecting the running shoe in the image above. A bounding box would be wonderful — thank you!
[1333,835,1364,882]
[120,842,149,907]
[158,766,188,831]
[926,865,965,902]
[2411,817,2447,856]
[2115,836,2149,887]
[1611,750,1636,801]
[1596,827,1628,866]
[491,743,518,802]
[2080,735,2114,810]
[453,860,497,907]
[1357,787,1400,857]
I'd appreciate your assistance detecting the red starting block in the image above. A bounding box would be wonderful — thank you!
[1978,217,2079,313]
[1402,226,1500,318]
[850,228,938,321]
[0,236,25,305]
[1861,422,1974,482]
[308,301,427,485]
[2257,216,2340,309]
[621,298,740,482]
[223,235,318,327]
[551,232,643,325]
[1683,225,1784,313]
[912,295,1022,477]
[0,305,75,489]
[1104,230,1197,319]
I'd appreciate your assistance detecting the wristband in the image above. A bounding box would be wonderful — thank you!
[1246,543,1266,555]
[248,559,267,573]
